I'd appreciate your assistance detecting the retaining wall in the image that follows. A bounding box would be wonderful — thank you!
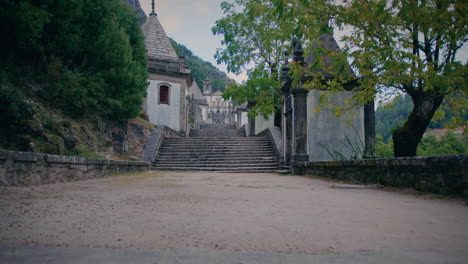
[293,155,468,195]
[142,125,183,162]
[257,127,284,166]
[0,150,150,186]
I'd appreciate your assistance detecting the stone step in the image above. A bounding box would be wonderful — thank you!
[165,137,265,141]
[154,129,278,173]
[160,146,273,151]
[157,151,275,156]
[151,166,280,172]
[155,156,276,162]
[154,159,278,165]
[153,162,279,168]
[156,154,276,159]
[162,140,270,144]
[161,145,272,149]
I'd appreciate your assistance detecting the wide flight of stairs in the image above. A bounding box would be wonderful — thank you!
[152,124,280,172]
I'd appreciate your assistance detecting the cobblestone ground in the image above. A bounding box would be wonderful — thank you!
[0,171,467,257]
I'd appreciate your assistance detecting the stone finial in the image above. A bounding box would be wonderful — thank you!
[292,37,304,64]
[150,0,157,16]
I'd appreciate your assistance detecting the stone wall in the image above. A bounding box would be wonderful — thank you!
[254,114,275,135]
[142,125,182,162]
[306,90,365,161]
[257,126,284,166]
[293,155,468,195]
[0,150,150,186]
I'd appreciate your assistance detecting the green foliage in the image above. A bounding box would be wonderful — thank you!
[417,132,468,156]
[223,66,281,118]
[375,132,467,157]
[65,147,105,159]
[213,0,295,117]
[170,39,232,92]
[376,93,468,143]
[0,0,148,122]
[274,0,467,156]
[376,94,413,142]
[0,85,35,145]
[375,134,394,157]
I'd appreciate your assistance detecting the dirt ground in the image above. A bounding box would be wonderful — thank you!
[0,171,467,256]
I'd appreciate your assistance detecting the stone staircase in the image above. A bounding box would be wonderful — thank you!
[152,124,280,172]
[189,124,245,137]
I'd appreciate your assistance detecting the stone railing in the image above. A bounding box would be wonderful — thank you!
[0,150,150,186]
[142,125,183,162]
[293,155,468,196]
[257,126,284,166]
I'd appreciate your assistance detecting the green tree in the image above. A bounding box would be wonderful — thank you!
[0,0,148,121]
[274,0,467,157]
[212,0,295,117]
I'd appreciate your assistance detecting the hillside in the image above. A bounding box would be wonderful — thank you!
[0,0,151,159]
[170,39,234,92]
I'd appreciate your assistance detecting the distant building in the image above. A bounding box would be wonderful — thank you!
[424,126,466,141]
[202,79,235,124]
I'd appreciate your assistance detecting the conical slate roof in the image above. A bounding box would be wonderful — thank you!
[142,13,179,62]
[306,34,354,79]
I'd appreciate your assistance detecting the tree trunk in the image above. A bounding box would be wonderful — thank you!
[392,94,443,157]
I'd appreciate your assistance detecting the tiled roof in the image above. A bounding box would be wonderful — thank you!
[142,14,179,62]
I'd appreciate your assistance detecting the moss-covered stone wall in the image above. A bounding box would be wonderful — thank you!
[293,155,468,195]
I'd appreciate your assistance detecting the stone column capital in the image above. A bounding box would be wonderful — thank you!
[291,87,309,96]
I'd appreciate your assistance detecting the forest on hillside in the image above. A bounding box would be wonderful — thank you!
[0,0,148,152]
[170,39,233,92]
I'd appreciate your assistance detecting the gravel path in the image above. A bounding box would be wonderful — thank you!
[0,171,467,257]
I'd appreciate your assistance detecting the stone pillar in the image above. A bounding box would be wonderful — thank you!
[281,50,292,166]
[247,100,256,137]
[363,100,376,158]
[291,87,309,163]
[283,93,293,166]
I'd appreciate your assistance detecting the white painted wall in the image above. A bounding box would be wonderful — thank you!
[201,105,208,122]
[240,112,248,127]
[146,80,181,131]
[306,90,364,161]
[255,114,275,135]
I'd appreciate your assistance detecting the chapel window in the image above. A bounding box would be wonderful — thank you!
[159,85,169,104]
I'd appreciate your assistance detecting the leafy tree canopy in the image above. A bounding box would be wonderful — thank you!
[0,0,148,121]
[212,0,297,117]
[214,0,467,157]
